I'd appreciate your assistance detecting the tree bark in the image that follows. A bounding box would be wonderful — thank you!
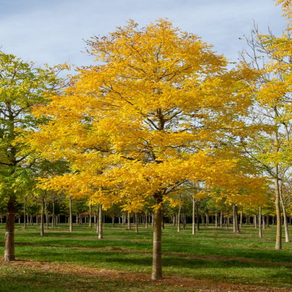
[51,198,55,227]
[232,204,240,233]
[127,212,131,230]
[239,211,243,229]
[279,187,289,243]
[219,211,223,228]
[4,196,16,261]
[135,213,138,233]
[98,204,103,239]
[152,196,163,280]
[45,201,49,229]
[89,205,92,229]
[192,197,196,235]
[145,211,148,228]
[40,196,45,236]
[69,197,73,232]
[177,206,181,233]
[214,212,218,228]
[258,207,262,238]
[275,173,282,250]
[23,196,26,230]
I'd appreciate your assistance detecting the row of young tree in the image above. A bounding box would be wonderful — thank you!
[1,0,292,280]
[1,192,290,237]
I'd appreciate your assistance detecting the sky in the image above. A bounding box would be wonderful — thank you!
[0,0,287,71]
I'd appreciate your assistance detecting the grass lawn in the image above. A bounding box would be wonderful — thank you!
[0,222,291,291]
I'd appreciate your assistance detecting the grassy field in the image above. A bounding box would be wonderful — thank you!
[0,222,291,291]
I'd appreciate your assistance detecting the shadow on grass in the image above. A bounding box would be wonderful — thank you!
[0,267,188,292]
[0,244,289,288]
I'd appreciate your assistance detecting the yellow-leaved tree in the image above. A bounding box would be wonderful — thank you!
[28,20,261,279]
[238,0,292,249]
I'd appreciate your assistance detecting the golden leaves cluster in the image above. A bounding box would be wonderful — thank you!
[28,20,266,212]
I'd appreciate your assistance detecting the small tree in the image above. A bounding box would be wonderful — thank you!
[0,52,64,260]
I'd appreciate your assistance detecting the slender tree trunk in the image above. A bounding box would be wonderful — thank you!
[69,197,73,232]
[45,201,49,230]
[205,212,209,227]
[279,189,289,243]
[266,215,269,228]
[182,213,186,229]
[254,215,257,229]
[98,204,103,239]
[274,173,282,250]
[4,196,16,261]
[219,211,223,228]
[52,199,55,227]
[135,213,138,233]
[232,204,240,233]
[151,196,163,280]
[263,214,266,230]
[127,212,131,230]
[89,205,92,229]
[192,197,196,235]
[145,211,148,228]
[215,212,218,228]
[40,196,45,237]
[259,207,262,238]
[177,206,181,233]
[23,196,26,230]
[239,211,243,229]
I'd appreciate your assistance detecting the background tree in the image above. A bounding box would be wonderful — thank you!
[0,52,64,261]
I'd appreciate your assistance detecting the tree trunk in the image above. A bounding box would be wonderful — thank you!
[89,205,92,228]
[232,204,240,233]
[258,207,262,238]
[40,196,45,237]
[135,213,138,233]
[215,212,218,228]
[263,214,266,230]
[177,206,181,233]
[226,214,229,230]
[151,196,163,280]
[69,197,73,232]
[266,215,269,227]
[254,215,257,229]
[192,197,196,235]
[4,196,16,261]
[45,201,49,229]
[205,212,209,227]
[23,196,26,230]
[127,212,131,230]
[239,211,243,229]
[219,211,223,228]
[145,211,148,228]
[275,175,282,250]
[52,199,55,227]
[279,189,289,243]
[98,204,103,239]
[182,213,186,229]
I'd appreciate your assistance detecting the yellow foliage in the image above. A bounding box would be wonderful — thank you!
[27,20,264,212]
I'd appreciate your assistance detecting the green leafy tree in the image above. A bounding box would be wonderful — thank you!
[0,52,64,260]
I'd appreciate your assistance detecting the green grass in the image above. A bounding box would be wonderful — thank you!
[0,223,291,291]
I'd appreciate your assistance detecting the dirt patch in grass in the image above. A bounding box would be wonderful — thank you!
[0,259,290,292]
